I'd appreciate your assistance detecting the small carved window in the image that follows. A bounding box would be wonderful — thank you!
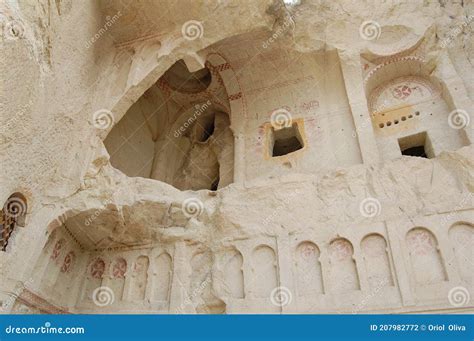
[0,193,27,252]
[270,123,304,157]
[398,132,433,159]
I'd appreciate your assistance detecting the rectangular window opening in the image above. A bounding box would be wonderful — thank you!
[271,123,304,157]
[398,132,434,159]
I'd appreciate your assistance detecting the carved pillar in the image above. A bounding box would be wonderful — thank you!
[33,235,57,290]
[338,50,380,164]
[352,243,370,293]
[436,51,474,144]
[67,255,89,309]
[385,220,415,306]
[20,209,64,286]
[435,227,461,283]
[276,234,296,313]
[240,246,253,299]
[169,241,187,313]
[232,132,245,184]
[319,251,331,297]
[144,256,153,306]
[122,255,133,302]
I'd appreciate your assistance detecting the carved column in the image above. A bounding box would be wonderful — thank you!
[233,132,245,184]
[66,255,89,309]
[352,243,370,293]
[434,227,461,283]
[437,51,474,144]
[385,220,415,306]
[338,50,380,164]
[169,241,187,313]
[276,234,296,313]
[122,255,133,302]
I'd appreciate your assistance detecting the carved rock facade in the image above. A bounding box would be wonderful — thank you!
[1,0,473,314]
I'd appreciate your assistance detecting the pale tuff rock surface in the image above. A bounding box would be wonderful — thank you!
[0,0,473,314]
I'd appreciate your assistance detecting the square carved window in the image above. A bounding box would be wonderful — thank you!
[269,123,304,157]
[398,132,434,159]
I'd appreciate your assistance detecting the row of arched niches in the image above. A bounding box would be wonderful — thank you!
[21,219,471,314]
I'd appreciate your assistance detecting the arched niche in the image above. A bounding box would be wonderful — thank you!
[29,224,85,309]
[406,227,447,285]
[103,57,234,191]
[110,257,127,303]
[40,237,68,292]
[223,248,244,299]
[33,229,58,286]
[52,251,76,302]
[83,257,106,301]
[295,241,324,296]
[60,251,76,273]
[153,252,172,302]
[448,222,473,284]
[50,238,66,262]
[130,256,149,301]
[251,245,278,298]
[365,57,469,159]
[328,238,360,293]
[360,234,393,288]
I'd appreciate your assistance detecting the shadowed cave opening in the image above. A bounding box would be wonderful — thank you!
[104,58,235,191]
[195,114,216,143]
